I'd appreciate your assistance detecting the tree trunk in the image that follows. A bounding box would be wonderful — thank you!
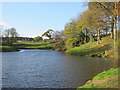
[113,2,118,40]
[113,16,117,40]
[97,29,101,44]
[85,28,88,42]
[106,30,107,35]
[111,18,114,39]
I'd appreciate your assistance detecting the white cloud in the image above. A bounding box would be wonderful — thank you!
[0,21,8,27]
[0,21,13,30]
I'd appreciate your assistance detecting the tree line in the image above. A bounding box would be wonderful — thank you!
[31,2,120,50]
[1,2,119,49]
[1,28,19,45]
[62,2,119,49]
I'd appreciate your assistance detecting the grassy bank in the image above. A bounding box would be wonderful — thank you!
[0,46,19,52]
[1,41,57,52]
[77,68,119,89]
[13,41,56,50]
[66,36,119,59]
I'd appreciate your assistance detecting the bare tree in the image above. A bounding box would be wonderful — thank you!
[2,28,19,45]
[52,31,63,40]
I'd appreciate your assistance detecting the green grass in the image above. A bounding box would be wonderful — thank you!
[77,68,119,89]
[13,41,56,49]
[0,46,19,52]
[1,41,57,52]
[92,68,119,80]
[66,36,118,59]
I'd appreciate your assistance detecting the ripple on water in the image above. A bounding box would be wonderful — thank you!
[2,49,117,88]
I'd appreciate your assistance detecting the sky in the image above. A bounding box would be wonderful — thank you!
[1,2,88,38]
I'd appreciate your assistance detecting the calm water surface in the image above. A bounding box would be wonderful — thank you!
[2,49,117,88]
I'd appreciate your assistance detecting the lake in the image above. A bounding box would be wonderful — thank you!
[2,49,117,88]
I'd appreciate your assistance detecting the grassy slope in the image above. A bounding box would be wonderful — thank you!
[66,36,118,59]
[0,46,19,52]
[13,41,56,49]
[77,68,119,89]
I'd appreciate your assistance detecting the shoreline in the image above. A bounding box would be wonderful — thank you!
[77,68,119,89]
[1,43,119,89]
